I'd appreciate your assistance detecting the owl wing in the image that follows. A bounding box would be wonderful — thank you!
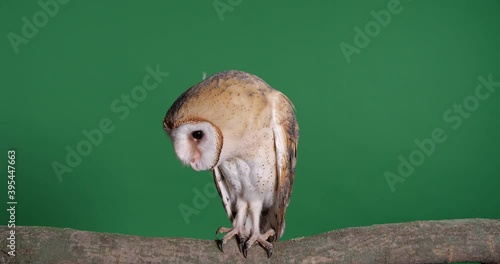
[269,92,299,240]
[212,166,235,222]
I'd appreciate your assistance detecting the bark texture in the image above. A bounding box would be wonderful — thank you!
[1,219,499,264]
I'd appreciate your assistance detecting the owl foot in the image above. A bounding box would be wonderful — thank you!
[242,228,275,258]
[215,226,245,253]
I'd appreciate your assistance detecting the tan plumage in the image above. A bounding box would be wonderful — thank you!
[163,70,299,258]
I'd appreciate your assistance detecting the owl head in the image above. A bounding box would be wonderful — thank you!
[163,73,229,171]
[163,70,269,171]
[163,118,223,171]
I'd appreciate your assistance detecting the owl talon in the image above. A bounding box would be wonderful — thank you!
[266,245,273,258]
[238,237,247,253]
[242,244,248,258]
[215,226,245,254]
[216,239,224,252]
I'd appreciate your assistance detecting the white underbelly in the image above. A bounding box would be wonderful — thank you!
[219,157,276,207]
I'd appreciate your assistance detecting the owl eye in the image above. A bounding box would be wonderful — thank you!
[192,130,203,140]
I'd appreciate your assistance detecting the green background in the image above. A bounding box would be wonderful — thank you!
[1,0,499,251]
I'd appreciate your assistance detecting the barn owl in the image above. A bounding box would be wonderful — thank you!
[163,70,299,258]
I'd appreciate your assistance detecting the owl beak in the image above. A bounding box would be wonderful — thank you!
[190,160,202,171]
[190,150,203,171]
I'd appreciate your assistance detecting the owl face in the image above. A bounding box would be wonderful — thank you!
[166,121,223,171]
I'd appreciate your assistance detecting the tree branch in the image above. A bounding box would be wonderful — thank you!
[1,219,499,263]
